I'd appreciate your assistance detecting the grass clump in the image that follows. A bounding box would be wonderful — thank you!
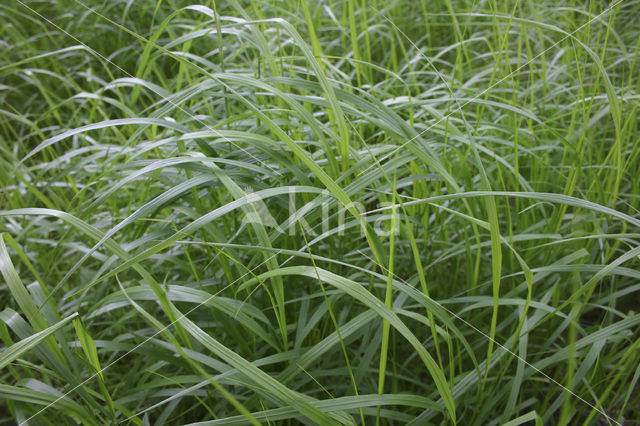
[1,0,639,424]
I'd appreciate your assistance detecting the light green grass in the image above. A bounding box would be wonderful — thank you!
[1,0,639,424]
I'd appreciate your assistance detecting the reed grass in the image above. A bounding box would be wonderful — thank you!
[1,0,639,424]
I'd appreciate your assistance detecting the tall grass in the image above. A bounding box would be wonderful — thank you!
[1,0,639,424]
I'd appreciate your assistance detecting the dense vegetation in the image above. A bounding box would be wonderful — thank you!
[1,0,639,424]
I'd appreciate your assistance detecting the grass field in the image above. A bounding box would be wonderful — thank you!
[1,0,640,424]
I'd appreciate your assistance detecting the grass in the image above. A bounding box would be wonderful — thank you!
[1,0,639,424]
